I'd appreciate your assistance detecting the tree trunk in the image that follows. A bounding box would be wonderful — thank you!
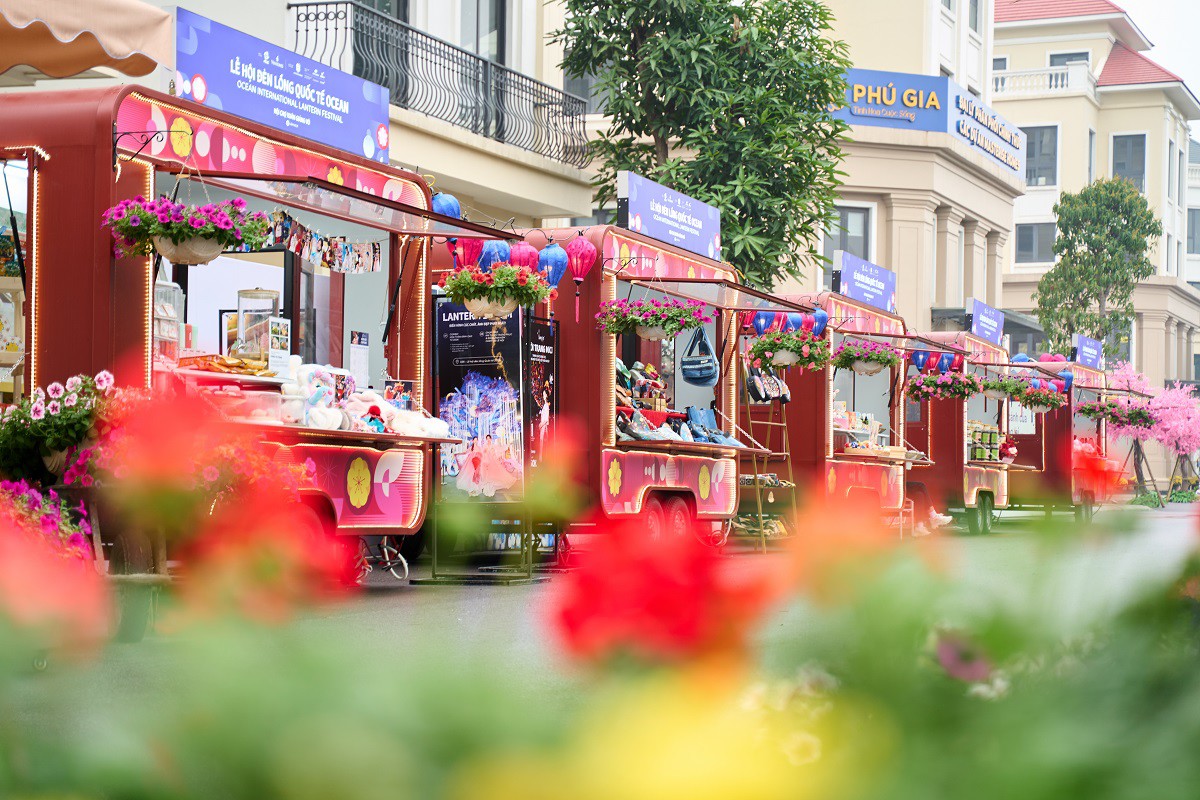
[1132,439,1147,494]
[653,134,669,168]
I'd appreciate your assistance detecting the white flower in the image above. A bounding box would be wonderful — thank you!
[47,382,64,399]
[94,370,114,391]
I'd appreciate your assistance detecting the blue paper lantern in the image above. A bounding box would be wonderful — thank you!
[477,240,510,273]
[1060,370,1074,390]
[538,242,569,286]
[753,311,773,337]
[787,312,805,333]
[1030,378,1041,390]
[1012,353,1031,363]
[912,350,929,371]
[937,353,953,374]
[812,308,829,337]
[432,192,461,220]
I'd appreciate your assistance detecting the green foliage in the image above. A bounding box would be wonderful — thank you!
[1168,490,1196,504]
[1034,178,1162,356]
[1128,492,1164,508]
[555,0,851,289]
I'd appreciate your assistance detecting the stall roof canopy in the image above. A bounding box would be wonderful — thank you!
[0,0,172,77]
[626,279,815,314]
[190,175,507,239]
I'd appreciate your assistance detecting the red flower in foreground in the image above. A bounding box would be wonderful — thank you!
[547,515,780,664]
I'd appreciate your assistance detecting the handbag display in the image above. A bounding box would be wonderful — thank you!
[767,367,791,404]
[745,360,768,403]
[680,327,720,387]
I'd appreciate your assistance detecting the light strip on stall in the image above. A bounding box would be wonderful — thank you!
[134,158,154,389]
[28,160,40,388]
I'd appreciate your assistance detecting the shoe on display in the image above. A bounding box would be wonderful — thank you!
[678,421,694,442]
[657,422,682,441]
[687,421,713,443]
[628,410,665,440]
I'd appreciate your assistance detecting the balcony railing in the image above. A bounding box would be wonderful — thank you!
[289,1,589,167]
[1188,163,1200,187]
[992,64,1098,102]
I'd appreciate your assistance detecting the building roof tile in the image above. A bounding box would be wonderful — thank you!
[995,0,1126,24]
[1097,42,1182,87]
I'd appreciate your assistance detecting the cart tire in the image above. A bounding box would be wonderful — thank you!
[966,506,984,536]
[644,496,667,542]
[396,529,426,563]
[380,537,410,581]
[979,493,995,535]
[110,530,153,643]
[662,496,692,540]
[1074,494,1095,523]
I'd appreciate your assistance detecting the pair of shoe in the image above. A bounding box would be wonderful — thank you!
[929,511,954,528]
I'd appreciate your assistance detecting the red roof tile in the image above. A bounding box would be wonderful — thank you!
[995,0,1126,24]
[1097,42,1182,86]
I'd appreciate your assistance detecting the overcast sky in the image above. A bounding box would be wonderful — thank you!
[1103,0,1200,138]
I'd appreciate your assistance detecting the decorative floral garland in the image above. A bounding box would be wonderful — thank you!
[905,372,982,401]
[595,298,712,337]
[1077,399,1155,428]
[831,340,904,371]
[747,331,830,371]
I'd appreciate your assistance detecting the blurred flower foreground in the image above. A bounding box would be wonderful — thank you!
[0,389,1199,800]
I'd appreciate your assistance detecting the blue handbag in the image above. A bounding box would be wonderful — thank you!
[680,327,720,387]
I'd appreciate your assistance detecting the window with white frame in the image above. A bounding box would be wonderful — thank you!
[1015,223,1056,264]
[1188,208,1200,254]
[992,56,1008,72]
[1113,134,1147,192]
[1049,52,1089,67]
[969,0,980,32]
[823,206,871,288]
[941,0,954,11]
[1180,149,1186,201]
[1088,130,1096,183]
[1167,233,1175,274]
[1023,126,1058,186]
[1169,139,1176,201]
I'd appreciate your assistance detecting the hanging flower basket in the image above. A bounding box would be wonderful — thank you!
[905,372,982,402]
[635,325,671,341]
[831,339,903,375]
[102,196,270,263]
[441,262,555,320]
[981,376,1027,402]
[1019,385,1067,413]
[151,235,224,266]
[983,389,1007,401]
[748,331,830,371]
[595,298,713,339]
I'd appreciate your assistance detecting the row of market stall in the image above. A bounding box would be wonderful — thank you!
[0,85,1128,578]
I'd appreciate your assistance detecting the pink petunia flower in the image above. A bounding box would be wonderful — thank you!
[30,402,45,421]
[47,401,61,415]
[46,382,64,399]
[94,370,114,390]
[63,393,78,408]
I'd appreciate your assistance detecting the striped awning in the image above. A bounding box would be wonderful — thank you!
[0,0,172,78]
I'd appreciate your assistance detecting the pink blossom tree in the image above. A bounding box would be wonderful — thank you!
[1149,383,1200,495]
[1104,362,1156,444]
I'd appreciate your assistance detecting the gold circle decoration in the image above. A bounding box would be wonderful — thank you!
[698,465,712,500]
[346,457,371,509]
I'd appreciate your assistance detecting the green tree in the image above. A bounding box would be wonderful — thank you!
[554,0,850,289]
[1034,178,1162,356]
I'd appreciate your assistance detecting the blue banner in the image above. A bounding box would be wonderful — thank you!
[617,171,721,260]
[175,8,391,163]
[970,298,1005,346]
[834,69,1024,176]
[835,251,897,314]
[1073,334,1105,370]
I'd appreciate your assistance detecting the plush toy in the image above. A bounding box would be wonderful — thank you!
[363,405,387,433]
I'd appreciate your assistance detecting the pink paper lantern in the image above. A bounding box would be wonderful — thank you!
[508,240,540,270]
[565,235,598,322]
[458,237,484,268]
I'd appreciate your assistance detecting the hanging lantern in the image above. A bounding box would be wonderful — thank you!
[1011,353,1032,363]
[1030,378,1041,390]
[812,308,829,337]
[459,237,484,269]
[912,350,929,371]
[432,192,461,220]
[1060,370,1074,391]
[477,240,510,273]
[937,353,953,374]
[787,312,805,332]
[444,238,459,270]
[752,312,773,337]
[772,311,788,332]
[950,353,965,371]
[509,240,539,271]
[539,242,569,286]
[565,235,598,322]
[801,314,815,333]
[741,310,756,330]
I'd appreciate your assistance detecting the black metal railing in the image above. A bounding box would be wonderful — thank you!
[289,1,589,167]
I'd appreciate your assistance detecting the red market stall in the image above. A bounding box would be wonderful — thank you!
[759,291,921,528]
[0,86,509,562]
[1007,360,1109,518]
[503,226,813,543]
[904,331,1015,535]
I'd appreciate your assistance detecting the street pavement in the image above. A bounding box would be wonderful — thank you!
[59,504,1200,704]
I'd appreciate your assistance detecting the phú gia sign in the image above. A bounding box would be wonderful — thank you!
[834,69,1025,176]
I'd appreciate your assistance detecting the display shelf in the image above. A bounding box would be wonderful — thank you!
[235,419,461,448]
[611,439,767,457]
[836,451,933,466]
[172,366,289,386]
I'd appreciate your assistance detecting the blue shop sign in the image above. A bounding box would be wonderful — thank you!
[970,298,1005,346]
[835,251,897,314]
[175,8,391,163]
[1073,334,1105,370]
[834,69,1024,176]
[617,171,721,260]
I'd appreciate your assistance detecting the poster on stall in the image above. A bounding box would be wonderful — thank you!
[526,320,557,468]
[348,330,370,389]
[383,379,415,411]
[435,302,524,503]
[1009,401,1038,436]
[267,316,291,375]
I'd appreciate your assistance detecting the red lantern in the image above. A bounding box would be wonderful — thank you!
[951,353,965,371]
[459,237,484,268]
[564,234,598,322]
[509,240,539,271]
[741,310,756,330]
[801,314,815,332]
